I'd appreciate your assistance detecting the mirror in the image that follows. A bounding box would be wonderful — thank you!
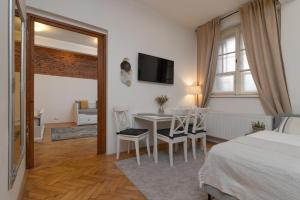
[9,0,26,189]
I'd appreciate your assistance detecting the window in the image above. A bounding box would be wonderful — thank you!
[212,26,257,96]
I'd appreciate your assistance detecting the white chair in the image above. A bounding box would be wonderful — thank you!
[157,108,191,167]
[188,107,209,160]
[113,106,150,166]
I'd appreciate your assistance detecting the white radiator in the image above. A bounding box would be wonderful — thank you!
[206,111,273,140]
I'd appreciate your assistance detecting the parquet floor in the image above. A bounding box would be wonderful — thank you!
[23,123,146,200]
[23,123,214,200]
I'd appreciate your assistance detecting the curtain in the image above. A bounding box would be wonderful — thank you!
[240,0,292,116]
[196,18,220,107]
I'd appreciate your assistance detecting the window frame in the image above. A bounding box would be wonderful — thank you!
[211,26,258,98]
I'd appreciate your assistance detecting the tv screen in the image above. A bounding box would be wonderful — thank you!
[138,53,174,84]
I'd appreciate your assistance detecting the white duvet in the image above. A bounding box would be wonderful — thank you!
[199,131,300,200]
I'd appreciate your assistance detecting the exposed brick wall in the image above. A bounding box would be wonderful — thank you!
[33,46,97,79]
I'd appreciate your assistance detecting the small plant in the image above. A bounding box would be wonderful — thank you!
[252,121,265,131]
[155,95,169,114]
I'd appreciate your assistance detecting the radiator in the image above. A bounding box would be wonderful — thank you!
[206,111,274,140]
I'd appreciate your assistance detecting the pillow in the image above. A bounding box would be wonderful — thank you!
[80,100,89,109]
[278,117,300,134]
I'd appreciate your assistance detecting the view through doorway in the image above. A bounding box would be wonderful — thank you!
[26,14,106,169]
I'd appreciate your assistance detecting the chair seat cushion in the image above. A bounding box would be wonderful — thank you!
[117,128,148,136]
[157,128,187,139]
[188,125,206,134]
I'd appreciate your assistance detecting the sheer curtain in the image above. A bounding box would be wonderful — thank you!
[196,18,220,107]
[240,0,292,116]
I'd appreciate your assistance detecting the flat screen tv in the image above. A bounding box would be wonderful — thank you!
[138,53,174,84]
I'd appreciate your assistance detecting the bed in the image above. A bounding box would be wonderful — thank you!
[199,114,300,200]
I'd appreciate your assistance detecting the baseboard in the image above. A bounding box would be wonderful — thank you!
[206,135,227,144]
[17,170,27,200]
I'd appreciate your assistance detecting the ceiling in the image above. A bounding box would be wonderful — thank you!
[31,0,250,46]
[35,22,97,48]
[140,0,250,28]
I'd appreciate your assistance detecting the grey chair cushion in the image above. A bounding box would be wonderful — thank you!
[157,128,187,139]
[188,125,206,134]
[117,128,148,136]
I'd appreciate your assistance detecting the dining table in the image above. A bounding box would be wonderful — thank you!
[133,113,173,164]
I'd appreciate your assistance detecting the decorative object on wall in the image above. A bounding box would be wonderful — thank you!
[8,0,26,189]
[155,95,169,114]
[188,85,202,107]
[120,58,132,87]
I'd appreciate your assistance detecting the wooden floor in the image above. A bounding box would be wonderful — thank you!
[23,123,146,200]
[23,123,213,200]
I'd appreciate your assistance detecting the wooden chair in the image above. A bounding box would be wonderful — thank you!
[157,108,191,167]
[113,106,150,166]
[188,107,209,160]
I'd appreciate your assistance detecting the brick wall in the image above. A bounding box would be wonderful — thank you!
[15,43,97,79]
[33,45,97,79]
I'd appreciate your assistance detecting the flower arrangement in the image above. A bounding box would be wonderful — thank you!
[251,121,266,132]
[155,95,169,114]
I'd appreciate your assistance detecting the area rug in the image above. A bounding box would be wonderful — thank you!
[51,125,97,141]
[116,148,208,200]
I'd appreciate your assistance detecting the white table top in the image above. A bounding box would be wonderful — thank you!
[134,113,173,122]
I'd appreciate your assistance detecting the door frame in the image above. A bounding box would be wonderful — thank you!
[26,14,107,169]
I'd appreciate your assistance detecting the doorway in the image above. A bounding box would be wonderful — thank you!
[26,14,106,169]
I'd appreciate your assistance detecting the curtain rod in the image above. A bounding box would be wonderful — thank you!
[221,9,239,21]
[195,9,239,32]
[195,0,281,32]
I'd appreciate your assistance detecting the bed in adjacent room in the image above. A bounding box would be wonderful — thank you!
[199,114,300,200]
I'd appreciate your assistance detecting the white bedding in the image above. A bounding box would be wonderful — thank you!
[199,131,300,200]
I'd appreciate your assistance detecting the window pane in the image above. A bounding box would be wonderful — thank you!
[240,50,249,70]
[218,46,222,55]
[223,53,236,72]
[241,71,257,92]
[223,35,236,54]
[216,56,222,74]
[213,75,234,92]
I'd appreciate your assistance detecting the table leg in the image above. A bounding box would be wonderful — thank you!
[153,120,158,164]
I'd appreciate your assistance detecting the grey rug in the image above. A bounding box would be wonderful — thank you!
[116,148,208,200]
[51,125,97,141]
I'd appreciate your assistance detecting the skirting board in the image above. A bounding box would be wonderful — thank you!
[17,171,27,200]
[206,135,227,144]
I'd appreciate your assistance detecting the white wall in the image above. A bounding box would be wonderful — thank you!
[281,0,300,114]
[0,0,26,200]
[35,75,97,123]
[26,0,197,154]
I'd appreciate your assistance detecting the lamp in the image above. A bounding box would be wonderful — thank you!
[34,22,47,32]
[188,85,202,107]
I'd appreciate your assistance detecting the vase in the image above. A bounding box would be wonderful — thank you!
[158,105,164,114]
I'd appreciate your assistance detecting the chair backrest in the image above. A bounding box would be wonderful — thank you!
[169,108,192,137]
[113,106,131,133]
[191,107,209,133]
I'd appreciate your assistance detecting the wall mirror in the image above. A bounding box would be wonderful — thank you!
[8,0,26,189]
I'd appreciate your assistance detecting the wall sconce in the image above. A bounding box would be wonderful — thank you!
[188,85,202,107]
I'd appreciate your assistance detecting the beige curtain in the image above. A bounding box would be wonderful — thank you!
[196,18,220,107]
[240,0,292,116]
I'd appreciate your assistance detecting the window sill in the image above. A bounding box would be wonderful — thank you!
[210,94,259,98]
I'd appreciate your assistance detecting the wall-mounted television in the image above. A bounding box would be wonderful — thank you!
[138,53,174,84]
